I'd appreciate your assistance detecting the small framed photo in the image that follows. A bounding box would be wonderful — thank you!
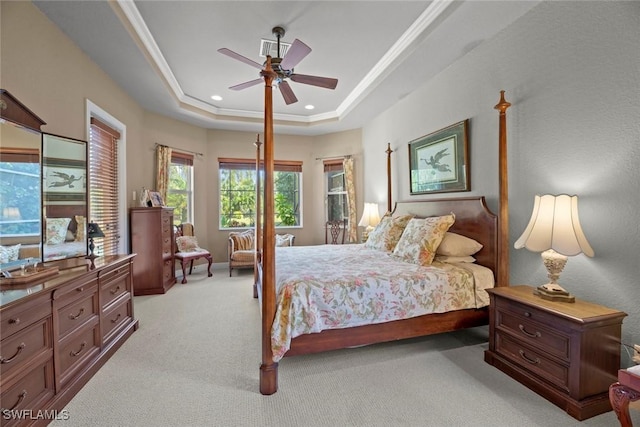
[408,119,470,195]
[149,191,164,207]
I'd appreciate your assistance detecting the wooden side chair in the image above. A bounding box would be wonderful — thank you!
[174,223,213,283]
[325,219,347,244]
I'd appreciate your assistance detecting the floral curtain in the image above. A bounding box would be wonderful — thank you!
[343,156,357,243]
[156,145,172,203]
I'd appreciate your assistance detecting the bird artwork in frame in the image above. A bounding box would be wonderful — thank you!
[42,158,87,202]
[408,119,470,195]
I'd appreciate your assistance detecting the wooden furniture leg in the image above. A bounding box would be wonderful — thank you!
[176,253,213,284]
[610,382,640,427]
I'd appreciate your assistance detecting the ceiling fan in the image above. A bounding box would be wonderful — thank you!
[218,26,338,105]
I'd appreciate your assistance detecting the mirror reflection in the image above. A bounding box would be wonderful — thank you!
[42,133,88,262]
[0,121,42,267]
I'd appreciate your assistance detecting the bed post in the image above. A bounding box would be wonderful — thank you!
[495,90,511,287]
[260,57,278,395]
[386,143,393,213]
[254,134,262,298]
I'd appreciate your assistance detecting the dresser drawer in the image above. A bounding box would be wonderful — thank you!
[0,359,54,426]
[163,259,173,283]
[57,323,100,385]
[1,296,51,339]
[56,288,99,338]
[0,317,52,381]
[496,331,569,392]
[495,307,570,361]
[100,269,130,310]
[101,296,132,345]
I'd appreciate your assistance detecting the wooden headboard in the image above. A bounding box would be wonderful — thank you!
[392,196,498,281]
[44,204,86,236]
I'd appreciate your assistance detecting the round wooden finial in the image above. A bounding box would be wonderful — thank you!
[494,90,511,113]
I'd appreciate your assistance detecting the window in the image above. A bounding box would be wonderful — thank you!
[218,158,302,229]
[89,118,120,256]
[167,152,193,225]
[324,159,348,222]
[0,149,40,237]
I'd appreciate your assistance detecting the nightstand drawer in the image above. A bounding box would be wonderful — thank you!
[496,331,569,392]
[496,308,569,361]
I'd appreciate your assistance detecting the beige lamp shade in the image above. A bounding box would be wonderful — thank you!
[358,203,381,228]
[514,194,594,257]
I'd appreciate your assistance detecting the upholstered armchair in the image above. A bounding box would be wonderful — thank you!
[228,230,295,276]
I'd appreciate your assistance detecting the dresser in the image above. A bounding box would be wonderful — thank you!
[129,207,176,295]
[484,285,627,420]
[0,255,137,426]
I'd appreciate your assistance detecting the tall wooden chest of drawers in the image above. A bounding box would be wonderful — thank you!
[484,285,626,420]
[129,207,176,295]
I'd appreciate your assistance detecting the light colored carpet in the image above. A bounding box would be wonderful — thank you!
[51,267,635,427]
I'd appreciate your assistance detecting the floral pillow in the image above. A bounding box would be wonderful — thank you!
[364,214,413,252]
[392,214,456,266]
[0,244,21,263]
[45,217,72,245]
[75,215,86,242]
[176,236,200,252]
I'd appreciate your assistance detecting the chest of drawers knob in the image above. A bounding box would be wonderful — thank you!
[68,308,85,320]
[8,317,20,325]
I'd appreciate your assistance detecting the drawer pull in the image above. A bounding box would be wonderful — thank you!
[111,313,122,323]
[518,324,541,338]
[76,287,84,292]
[519,349,540,365]
[68,308,85,320]
[8,317,20,325]
[2,390,27,412]
[70,341,86,357]
[524,311,531,317]
[0,343,26,364]
[110,285,121,295]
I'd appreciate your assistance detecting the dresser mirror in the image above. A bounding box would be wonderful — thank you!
[0,89,88,271]
[41,133,88,262]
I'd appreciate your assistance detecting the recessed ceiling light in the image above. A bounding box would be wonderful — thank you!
[211,95,223,101]
[304,104,315,110]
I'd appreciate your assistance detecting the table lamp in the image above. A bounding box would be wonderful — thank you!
[86,222,105,264]
[358,202,381,242]
[514,194,594,302]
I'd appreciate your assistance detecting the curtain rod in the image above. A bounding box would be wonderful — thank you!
[315,154,352,161]
[155,143,203,158]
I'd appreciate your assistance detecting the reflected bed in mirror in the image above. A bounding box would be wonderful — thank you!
[42,133,88,262]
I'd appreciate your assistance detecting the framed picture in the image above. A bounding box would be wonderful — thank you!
[43,157,87,202]
[149,191,164,207]
[408,119,470,195]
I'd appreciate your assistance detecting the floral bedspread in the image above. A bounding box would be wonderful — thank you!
[271,244,494,361]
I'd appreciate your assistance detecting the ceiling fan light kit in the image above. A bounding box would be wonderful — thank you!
[218,26,338,105]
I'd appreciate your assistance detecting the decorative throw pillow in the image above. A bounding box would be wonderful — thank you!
[176,236,200,252]
[436,232,483,256]
[364,214,414,252]
[434,255,476,263]
[392,214,456,266]
[276,234,294,247]
[230,230,254,251]
[45,217,72,245]
[75,215,86,242]
[0,244,21,263]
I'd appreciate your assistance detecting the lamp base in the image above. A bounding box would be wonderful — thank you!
[533,285,575,303]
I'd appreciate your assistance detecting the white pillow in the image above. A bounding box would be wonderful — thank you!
[434,255,476,263]
[436,232,483,256]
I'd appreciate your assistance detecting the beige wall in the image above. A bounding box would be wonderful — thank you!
[1,1,366,265]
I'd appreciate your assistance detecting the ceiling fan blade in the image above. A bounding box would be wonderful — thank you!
[290,74,338,90]
[280,39,312,70]
[218,48,263,70]
[278,81,298,105]
[229,78,264,91]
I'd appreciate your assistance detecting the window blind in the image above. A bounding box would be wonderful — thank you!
[218,157,302,172]
[323,158,343,172]
[172,151,193,166]
[89,118,120,256]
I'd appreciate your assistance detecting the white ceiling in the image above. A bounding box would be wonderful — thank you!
[33,1,539,136]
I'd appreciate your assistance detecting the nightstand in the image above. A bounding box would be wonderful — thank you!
[484,285,627,420]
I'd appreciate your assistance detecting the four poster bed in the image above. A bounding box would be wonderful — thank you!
[256,57,511,395]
